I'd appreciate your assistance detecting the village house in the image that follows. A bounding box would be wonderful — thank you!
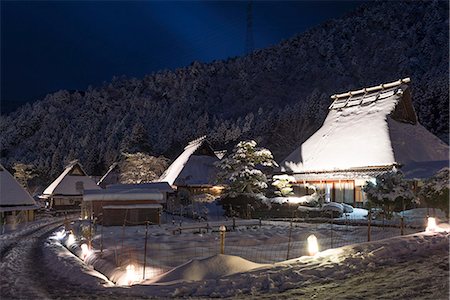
[83,186,165,226]
[0,164,38,225]
[40,160,101,211]
[279,78,449,207]
[159,136,224,198]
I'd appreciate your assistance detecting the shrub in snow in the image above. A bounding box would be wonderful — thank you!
[419,168,449,217]
[321,202,344,217]
[342,203,354,213]
[272,174,296,197]
[219,193,266,218]
[363,171,414,219]
[217,140,277,195]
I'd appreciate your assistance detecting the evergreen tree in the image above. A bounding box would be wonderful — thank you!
[363,171,414,218]
[217,140,277,195]
[12,162,36,191]
[418,168,449,217]
[120,122,152,154]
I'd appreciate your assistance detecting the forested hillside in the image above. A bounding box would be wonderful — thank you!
[1,0,448,181]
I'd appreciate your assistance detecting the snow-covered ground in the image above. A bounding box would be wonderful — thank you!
[1,212,447,299]
[57,208,438,288]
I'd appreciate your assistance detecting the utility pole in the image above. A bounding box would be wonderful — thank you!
[245,0,254,55]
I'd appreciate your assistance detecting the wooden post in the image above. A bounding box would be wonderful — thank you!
[232,217,236,231]
[100,221,104,255]
[143,221,149,280]
[367,209,372,242]
[219,225,226,255]
[330,211,333,248]
[89,218,92,249]
[286,218,293,260]
[400,216,404,236]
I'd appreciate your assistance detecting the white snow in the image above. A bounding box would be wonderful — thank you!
[146,254,267,284]
[281,84,449,173]
[159,137,219,186]
[42,161,100,196]
[0,163,37,207]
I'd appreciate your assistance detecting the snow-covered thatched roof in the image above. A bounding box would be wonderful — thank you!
[42,160,101,196]
[106,182,174,193]
[97,162,119,187]
[0,164,37,209]
[281,78,449,175]
[159,136,220,186]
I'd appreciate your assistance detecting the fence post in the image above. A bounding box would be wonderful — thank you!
[100,220,104,255]
[330,211,333,248]
[143,221,149,280]
[259,217,262,228]
[219,225,226,254]
[400,216,404,236]
[286,218,293,260]
[232,217,236,231]
[367,209,372,242]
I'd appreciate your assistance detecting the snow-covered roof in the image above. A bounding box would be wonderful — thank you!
[106,182,174,193]
[103,204,162,209]
[281,78,449,175]
[159,136,220,186]
[0,164,37,209]
[97,162,119,187]
[42,160,101,196]
[83,188,164,202]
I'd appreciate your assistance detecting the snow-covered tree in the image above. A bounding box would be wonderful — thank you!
[419,168,449,216]
[120,122,152,154]
[217,140,277,195]
[12,163,36,191]
[272,174,296,197]
[119,152,169,184]
[363,171,414,217]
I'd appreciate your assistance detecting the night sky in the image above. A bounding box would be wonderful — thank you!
[1,1,362,114]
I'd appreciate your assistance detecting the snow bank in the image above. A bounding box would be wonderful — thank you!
[126,231,449,298]
[146,254,267,284]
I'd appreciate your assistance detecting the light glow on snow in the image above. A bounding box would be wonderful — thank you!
[126,264,139,285]
[67,233,76,246]
[426,217,437,232]
[55,229,66,240]
[81,243,92,260]
[307,234,319,256]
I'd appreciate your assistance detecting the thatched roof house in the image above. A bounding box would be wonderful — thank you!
[0,164,38,224]
[159,136,223,196]
[41,160,100,211]
[280,78,449,206]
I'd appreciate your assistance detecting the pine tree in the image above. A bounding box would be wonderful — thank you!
[363,171,414,218]
[217,140,277,195]
[12,163,36,191]
[418,168,449,216]
[120,122,152,154]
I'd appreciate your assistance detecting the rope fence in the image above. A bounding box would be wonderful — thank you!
[72,210,435,278]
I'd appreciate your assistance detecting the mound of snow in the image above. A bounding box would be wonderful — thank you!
[322,202,344,214]
[147,254,267,284]
[342,203,353,213]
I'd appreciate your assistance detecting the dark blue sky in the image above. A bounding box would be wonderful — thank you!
[1,1,362,114]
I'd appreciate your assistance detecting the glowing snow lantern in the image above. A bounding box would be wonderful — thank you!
[426,217,437,232]
[126,264,138,285]
[67,233,76,246]
[80,243,92,260]
[307,234,319,256]
[55,229,66,240]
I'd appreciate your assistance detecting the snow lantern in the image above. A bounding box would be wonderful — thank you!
[307,234,319,256]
